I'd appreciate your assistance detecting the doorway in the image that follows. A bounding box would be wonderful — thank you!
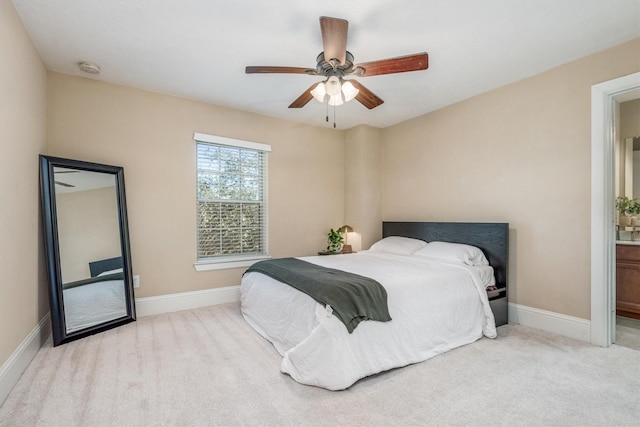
[614,115,640,350]
[591,72,640,347]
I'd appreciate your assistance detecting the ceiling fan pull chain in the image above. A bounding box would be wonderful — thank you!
[333,103,337,128]
[326,100,329,122]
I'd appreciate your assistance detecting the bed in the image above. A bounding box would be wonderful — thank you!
[240,221,508,390]
[63,257,128,333]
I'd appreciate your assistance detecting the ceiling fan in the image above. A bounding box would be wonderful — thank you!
[54,169,77,188]
[245,16,429,111]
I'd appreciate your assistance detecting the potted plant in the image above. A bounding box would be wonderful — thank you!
[629,199,640,226]
[326,228,345,254]
[616,196,640,226]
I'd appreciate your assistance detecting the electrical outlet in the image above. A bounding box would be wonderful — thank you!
[133,275,140,288]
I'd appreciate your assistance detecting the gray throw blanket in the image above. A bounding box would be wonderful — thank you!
[245,257,392,333]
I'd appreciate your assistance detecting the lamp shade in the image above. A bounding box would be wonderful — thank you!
[328,94,344,106]
[341,81,359,102]
[325,76,341,96]
[339,225,353,233]
[339,225,354,253]
[310,82,326,102]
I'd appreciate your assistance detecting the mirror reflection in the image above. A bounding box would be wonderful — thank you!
[627,140,640,199]
[54,167,127,333]
[40,155,135,346]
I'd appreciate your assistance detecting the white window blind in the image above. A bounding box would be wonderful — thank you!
[194,133,269,263]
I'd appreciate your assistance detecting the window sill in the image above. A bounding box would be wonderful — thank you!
[193,256,270,272]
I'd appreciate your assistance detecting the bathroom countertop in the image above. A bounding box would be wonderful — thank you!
[616,240,640,246]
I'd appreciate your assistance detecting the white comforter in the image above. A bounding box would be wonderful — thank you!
[240,251,496,390]
[63,279,127,333]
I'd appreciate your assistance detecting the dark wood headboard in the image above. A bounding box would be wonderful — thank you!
[382,222,509,291]
[89,257,123,277]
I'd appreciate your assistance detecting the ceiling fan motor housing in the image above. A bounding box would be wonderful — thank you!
[315,51,360,79]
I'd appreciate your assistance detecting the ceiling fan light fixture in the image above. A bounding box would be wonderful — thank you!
[325,76,341,97]
[312,78,357,106]
[311,82,326,102]
[341,80,359,102]
[328,94,344,106]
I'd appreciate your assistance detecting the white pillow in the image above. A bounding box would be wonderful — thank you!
[414,241,489,266]
[369,236,427,255]
[97,268,123,276]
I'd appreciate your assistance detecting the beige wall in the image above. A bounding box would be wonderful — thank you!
[345,125,382,251]
[47,73,345,298]
[381,38,640,319]
[0,0,48,365]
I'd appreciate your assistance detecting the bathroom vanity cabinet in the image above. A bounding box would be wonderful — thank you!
[616,243,640,320]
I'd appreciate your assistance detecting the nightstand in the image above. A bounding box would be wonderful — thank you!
[318,251,338,255]
[317,250,355,255]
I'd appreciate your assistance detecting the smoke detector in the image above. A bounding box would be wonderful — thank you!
[78,62,100,74]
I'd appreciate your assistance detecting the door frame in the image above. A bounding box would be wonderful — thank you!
[591,72,640,347]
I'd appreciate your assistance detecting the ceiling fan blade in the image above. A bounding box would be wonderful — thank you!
[246,66,318,75]
[320,16,348,65]
[288,82,321,108]
[350,80,384,109]
[355,53,429,77]
[55,181,75,188]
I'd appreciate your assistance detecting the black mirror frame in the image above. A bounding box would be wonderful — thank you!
[39,155,136,346]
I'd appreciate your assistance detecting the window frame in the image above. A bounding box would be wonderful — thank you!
[193,132,271,272]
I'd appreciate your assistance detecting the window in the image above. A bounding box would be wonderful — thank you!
[193,133,270,270]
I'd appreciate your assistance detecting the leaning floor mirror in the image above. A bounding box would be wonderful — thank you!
[40,155,136,346]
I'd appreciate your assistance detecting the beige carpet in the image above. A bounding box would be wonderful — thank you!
[1,302,639,426]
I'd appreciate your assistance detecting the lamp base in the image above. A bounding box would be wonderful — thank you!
[341,245,353,254]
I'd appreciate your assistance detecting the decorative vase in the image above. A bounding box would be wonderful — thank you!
[328,242,343,254]
[620,215,633,227]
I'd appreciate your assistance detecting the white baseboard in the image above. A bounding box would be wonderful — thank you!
[135,289,594,343]
[135,285,240,317]
[0,314,50,406]
[134,289,593,344]
[508,302,591,342]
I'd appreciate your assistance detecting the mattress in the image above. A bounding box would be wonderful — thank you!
[240,250,496,390]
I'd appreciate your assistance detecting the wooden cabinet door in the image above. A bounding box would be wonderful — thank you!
[616,245,640,319]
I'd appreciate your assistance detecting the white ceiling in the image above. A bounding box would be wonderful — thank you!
[12,0,640,130]
[53,167,115,193]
